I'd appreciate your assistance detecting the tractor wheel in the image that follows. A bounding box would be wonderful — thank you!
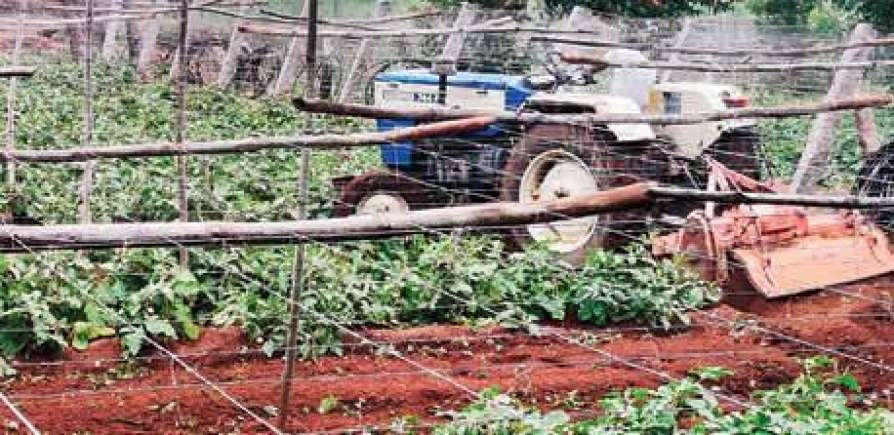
[703,127,764,181]
[854,141,894,228]
[499,124,648,265]
[332,171,429,217]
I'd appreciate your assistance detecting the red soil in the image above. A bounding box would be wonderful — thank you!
[1,280,892,434]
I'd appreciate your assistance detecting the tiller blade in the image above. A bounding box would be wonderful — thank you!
[653,206,894,298]
[653,159,894,298]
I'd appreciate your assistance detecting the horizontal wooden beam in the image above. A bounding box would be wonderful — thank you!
[0,117,495,163]
[0,183,655,252]
[294,94,893,125]
[0,66,35,78]
[7,182,894,252]
[560,50,894,72]
[532,36,894,57]
[238,23,608,38]
[648,186,894,209]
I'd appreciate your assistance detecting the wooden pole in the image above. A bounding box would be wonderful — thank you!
[101,0,123,61]
[175,0,190,267]
[5,9,24,190]
[240,23,618,38]
[0,182,655,252]
[790,23,878,193]
[135,0,162,78]
[661,18,690,83]
[216,3,250,87]
[855,108,881,155]
[271,0,310,96]
[294,94,892,125]
[647,185,894,208]
[431,2,478,76]
[559,49,894,73]
[531,36,894,57]
[279,0,316,428]
[78,0,96,224]
[0,117,497,163]
[336,0,390,103]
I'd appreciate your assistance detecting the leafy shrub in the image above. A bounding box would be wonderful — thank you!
[433,357,894,434]
[746,0,894,32]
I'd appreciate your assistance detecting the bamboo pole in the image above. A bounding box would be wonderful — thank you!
[0,117,496,163]
[294,94,893,125]
[0,182,655,252]
[559,49,894,73]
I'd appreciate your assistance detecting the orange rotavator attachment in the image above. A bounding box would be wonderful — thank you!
[653,161,894,298]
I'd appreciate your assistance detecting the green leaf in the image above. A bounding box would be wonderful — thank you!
[71,321,116,350]
[144,318,177,338]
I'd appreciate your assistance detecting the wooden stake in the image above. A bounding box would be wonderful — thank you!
[101,0,123,61]
[216,4,250,87]
[271,0,310,96]
[5,10,24,190]
[175,0,190,268]
[279,0,316,427]
[135,0,162,78]
[790,23,877,193]
[431,2,478,76]
[336,0,391,103]
[78,0,96,225]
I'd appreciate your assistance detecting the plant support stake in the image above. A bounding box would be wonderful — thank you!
[279,0,316,430]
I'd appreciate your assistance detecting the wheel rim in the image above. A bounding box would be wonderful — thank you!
[519,149,599,253]
[356,192,409,215]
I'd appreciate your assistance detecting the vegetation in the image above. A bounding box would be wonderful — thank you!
[431,0,732,17]
[746,0,894,32]
[433,357,894,434]
[0,62,718,373]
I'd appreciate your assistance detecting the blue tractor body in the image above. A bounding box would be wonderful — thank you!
[373,69,534,168]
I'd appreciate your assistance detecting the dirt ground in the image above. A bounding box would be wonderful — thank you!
[1,278,893,434]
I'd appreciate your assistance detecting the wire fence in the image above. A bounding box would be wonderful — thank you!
[1,0,894,432]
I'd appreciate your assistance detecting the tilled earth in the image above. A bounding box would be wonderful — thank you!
[2,278,893,434]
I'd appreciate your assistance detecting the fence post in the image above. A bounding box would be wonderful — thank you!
[216,5,250,87]
[278,0,316,429]
[78,0,96,224]
[431,2,478,77]
[271,0,311,96]
[336,0,391,103]
[5,7,24,191]
[136,0,162,78]
[174,0,191,268]
[789,23,877,193]
[101,0,123,61]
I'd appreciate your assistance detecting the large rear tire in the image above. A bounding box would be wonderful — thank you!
[499,124,657,265]
[332,171,430,217]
